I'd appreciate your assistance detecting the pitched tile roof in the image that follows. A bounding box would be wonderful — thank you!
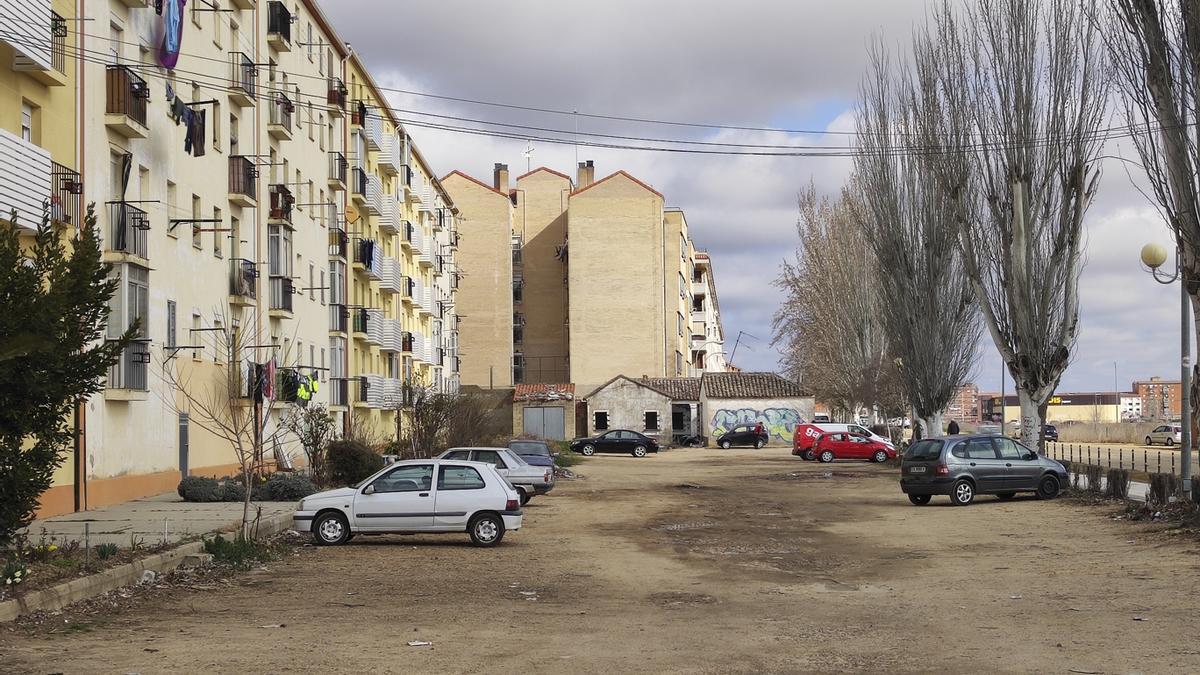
[638,377,701,401]
[570,170,664,199]
[441,170,510,199]
[515,166,573,182]
[701,372,809,399]
[513,383,575,402]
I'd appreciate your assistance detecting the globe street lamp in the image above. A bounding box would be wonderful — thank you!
[1139,242,1192,495]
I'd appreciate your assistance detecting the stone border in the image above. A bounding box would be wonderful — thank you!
[0,513,293,623]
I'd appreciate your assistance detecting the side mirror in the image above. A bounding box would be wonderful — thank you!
[1023,452,1036,461]
[362,484,375,495]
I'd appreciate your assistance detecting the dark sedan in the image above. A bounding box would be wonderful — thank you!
[570,430,660,457]
[508,439,556,468]
[716,424,769,449]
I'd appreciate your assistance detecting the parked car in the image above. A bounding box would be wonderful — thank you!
[899,435,1069,506]
[792,423,894,460]
[812,432,897,463]
[1043,424,1059,442]
[976,423,1002,435]
[508,439,556,468]
[439,447,554,505]
[569,429,660,457]
[716,424,769,449]
[812,414,832,423]
[294,459,522,547]
[1146,424,1182,446]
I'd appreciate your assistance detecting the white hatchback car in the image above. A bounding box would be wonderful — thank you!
[293,459,523,547]
[1146,424,1182,446]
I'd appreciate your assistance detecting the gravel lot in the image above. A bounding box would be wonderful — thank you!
[3,447,1199,673]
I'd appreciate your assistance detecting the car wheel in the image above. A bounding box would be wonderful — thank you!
[720,440,731,449]
[1036,475,1060,500]
[872,450,888,463]
[1145,436,1153,446]
[803,449,816,461]
[908,494,932,506]
[950,480,974,506]
[754,439,765,449]
[818,450,835,463]
[632,445,647,457]
[581,444,595,456]
[313,511,350,546]
[1167,437,1175,447]
[996,492,1016,501]
[517,487,531,506]
[468,513,505,547]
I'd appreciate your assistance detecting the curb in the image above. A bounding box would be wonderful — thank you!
[0,512,292,623]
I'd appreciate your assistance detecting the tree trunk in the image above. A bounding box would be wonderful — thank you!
[919,412,943,440]
[1017,389,1043,451]
[241,464,253,540]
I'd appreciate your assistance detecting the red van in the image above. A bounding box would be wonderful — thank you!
[792,423,893,460]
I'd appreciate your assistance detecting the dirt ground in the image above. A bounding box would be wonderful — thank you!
[3,448,1200,674]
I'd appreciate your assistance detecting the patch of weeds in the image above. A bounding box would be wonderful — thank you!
[94,543,119,560]
[554,450,586,469]
[202,534,281,569]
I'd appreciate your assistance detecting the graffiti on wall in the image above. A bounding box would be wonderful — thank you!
[710,407,803,442]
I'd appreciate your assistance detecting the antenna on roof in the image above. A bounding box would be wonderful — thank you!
[523,142,534,173]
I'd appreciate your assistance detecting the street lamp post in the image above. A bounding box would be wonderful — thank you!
[1140,243,1192,496]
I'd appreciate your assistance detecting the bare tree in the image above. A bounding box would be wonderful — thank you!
[855,44,983,438]
[157,308,298,537]
[283,403,337,487]
[921,0,1109,449]
[773,187,900,421]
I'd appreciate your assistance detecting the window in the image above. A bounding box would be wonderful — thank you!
[993,438,1025,460]
[443,450,469,460]
[309,344,315,371]
[473,450,506,469]
[191,313,201,360]
[675,351,683,376]
[679,273,686,299]
[20,103,33,143]
[320,348,325,381]
[213,207,223,257]
[371,465,433,493]
[644,411,660,431]
[677,312,685,337]
[512,279,523,303]
[126,266,149,338]
[212,1,222,45]
[594,411,609,431]
[191,195,202,248]
[513,354,524,383]
[963,438,997,460]
[166,300,176,348]
[308,263,315,300]
[213,319,224,364]
[438,465,485,490]
[166,182,178,238]
[319,270,326,304]
[329,260,345,304]
[268,225,292,275]
[213,101,222,151]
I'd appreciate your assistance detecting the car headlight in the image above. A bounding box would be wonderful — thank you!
[297,499,307,511]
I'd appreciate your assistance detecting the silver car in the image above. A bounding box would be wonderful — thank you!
[1146,424,1182,446]
[899,435,1069,506]
[438,447,554,505]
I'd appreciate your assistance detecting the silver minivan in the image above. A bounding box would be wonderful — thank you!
[899,435,1070,506]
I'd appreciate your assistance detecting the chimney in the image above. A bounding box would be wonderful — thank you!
[577,160,594,188]
[493,163,509,192]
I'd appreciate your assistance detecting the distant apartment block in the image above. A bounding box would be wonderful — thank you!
[946,383,980,423]
[1133,376,1181,420]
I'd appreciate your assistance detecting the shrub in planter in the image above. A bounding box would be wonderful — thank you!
[1148,473,1179,506]
[177,476,222,502]
[259,473,317,501]
[326,440,384,486]
[1084,464,1104,494]
[219,477,247,502]
[1105,468,1131,500]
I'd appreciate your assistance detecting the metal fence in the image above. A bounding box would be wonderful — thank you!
[1044,442,1192,476]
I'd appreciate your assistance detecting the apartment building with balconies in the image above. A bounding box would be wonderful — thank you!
[690,251,727,374]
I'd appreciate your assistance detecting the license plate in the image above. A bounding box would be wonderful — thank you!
[909,466,926,474]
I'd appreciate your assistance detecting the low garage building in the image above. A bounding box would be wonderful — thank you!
[512,383,576,441]
[700,372,813,446]
[581,376,701,444]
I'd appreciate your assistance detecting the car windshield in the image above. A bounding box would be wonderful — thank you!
[905,439,944,461]
[509,441,551,456]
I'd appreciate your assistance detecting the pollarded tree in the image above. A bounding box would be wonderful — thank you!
[854,45,982,438]
[922,0,1109,449]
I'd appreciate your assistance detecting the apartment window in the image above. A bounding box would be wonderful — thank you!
[679,273,687,300]
[513,354,525,384]
[307,101,314,140]
[309,345,315,372]
[644,411,660,431]
[320,348,326,381]
[213,207,223,257]
[680,234,686,260]
[319,270,326,304]
[192,313,202,360]
[212,2,222,47]
[229,113,238,154]
[166,181,178,238]
[319,113,325,150]
[594,411,609,431]
[319,189,326,226]
[213,100,222,151]
[191,195,202,248]
[308,263,315,300]
[230,216,240,260]
[678,312,685,337]
[512,279,523,304]
[675,351,684,377]
[306,22,313,59]
[693,297,704,313]
[20,102,34,143]
[166,300,176,348]
[213,319,224,364]
[329,260,345,304]
[268,225,293,275]
[513,322,523,345]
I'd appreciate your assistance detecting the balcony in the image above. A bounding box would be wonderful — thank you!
[228,156,257,207]
[50,161,82,228]
[327,77,347,117]
[106,340,150,398]
[379,256,402,294]
[365,173,383,215]
[350,167,367,206]
[351,99,367,127]
[400,165,413,192]
[105,65,149,138]
[352,308,368,337]
[379,134,401,175]
[329,227,348,259]
[329,303,348,333]
[329,377,349,408]
[10,11,68,86]
[379,318,399,352]
[268,184,294,225]
[104,202,149,261]
[364,109,382,150]
[229,258,257,305]
[419,185,436,213]
[355,239,381,279]
[400,220,414,250]
[228,52,256,107]
[378,195,397,233]
[268,91,294,140]
[401,276,414,304]
[269,275,294,317]
[402,331,414,353]
[327,152,347,191]
[266,1,292,51]
[228,0,254,8]
[354,376,369,407]
[365,309,383,345]
[692,281,707,298]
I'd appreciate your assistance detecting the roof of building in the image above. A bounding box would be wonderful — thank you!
[638,377,701,401]
[441,170,510,199]
[701,372,808,399]
[513,383,575,402]
[515,166,573,183]
[571,170,664,199]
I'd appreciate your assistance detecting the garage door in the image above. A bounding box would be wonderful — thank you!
[523,406,565,440]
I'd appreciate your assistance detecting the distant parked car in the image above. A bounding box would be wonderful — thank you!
[976,423,1001,435]
[439,447,554,505]
[569,430,659,457]
[716,424,769,449]
[1043,425,1059,442]
[1146,424,1182,446]
[899,435,1069,506]
[792,423,894,460]
[294,459,522,547]
[812,432,896,463]
[508,439,556,468]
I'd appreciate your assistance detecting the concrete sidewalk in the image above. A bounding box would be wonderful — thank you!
[25,493,296,547]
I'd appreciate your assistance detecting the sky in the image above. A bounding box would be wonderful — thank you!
[317,0,1185,395]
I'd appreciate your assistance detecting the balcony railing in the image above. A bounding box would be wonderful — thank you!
[328,152,347,187]
[50,12,66,73]
[329,227,347,259]
[269,184,294,224]
[352,308,368,334]
[229,156,257,201]
[267,1,292,45]
[269,275,294,313]
[327,77,347,112]
[330,304,348,332]
[356,376,369,404]
[108,340,150,391]
[230,258,257,298]
[105,202,149,259]
[402,331,414,352]
[329,378,349,407]
[351,167,367,196]
[351,99,367,126]
[105,65,149,127]
[269,91,294,134]
[229,51,256,102]
[50,161,82,227]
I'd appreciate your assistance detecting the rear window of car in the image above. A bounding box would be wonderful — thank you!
[509,441,550,456]
[905,439,944,461]
[438,466,485,490]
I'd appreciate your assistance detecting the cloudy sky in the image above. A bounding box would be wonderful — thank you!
[318,0,1183,395]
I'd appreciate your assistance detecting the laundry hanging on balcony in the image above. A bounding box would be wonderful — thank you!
[158,0,187,70]
[183,109,206,157]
